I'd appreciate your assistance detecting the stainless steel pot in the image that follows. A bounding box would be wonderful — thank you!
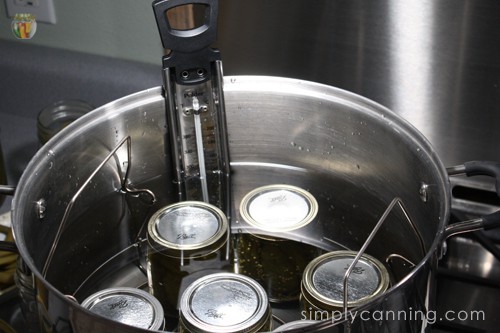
[6,76,500,333]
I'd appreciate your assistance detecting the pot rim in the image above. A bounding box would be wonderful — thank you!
[11,75,451,330]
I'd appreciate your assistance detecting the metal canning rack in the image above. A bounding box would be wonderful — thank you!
[42,136,156,278]
[39,134,425,332]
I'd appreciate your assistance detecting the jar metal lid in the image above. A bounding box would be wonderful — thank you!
[81,287,164,330]
[180,272,271,333]
[301,251,390,309]
[239,184,318,233]
[147,201,228,258]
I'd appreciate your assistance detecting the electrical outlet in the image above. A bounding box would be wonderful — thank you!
[5,0,56,24]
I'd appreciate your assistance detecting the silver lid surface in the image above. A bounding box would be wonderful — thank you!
[147,201,228,256]
[302,251,390,308]
[180,272,270,333]
[239,184,318,232]
[81,287,164,330]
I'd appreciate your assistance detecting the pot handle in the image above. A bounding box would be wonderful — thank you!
[444,160,500,239]
[0,185,15,196]
[448,160,500,194]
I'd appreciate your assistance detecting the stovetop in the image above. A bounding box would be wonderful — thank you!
[433,237,500,333]
[431,198,500,333]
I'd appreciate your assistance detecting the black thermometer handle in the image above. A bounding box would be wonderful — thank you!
[152,0,220,84]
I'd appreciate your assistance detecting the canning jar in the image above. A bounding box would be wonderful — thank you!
[81,287,164,331]
[236,184,321,302]
[300,251,390,317]
[179,272,272,333]
[147,201,229,321]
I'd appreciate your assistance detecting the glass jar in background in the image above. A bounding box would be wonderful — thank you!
[37,100,94,145]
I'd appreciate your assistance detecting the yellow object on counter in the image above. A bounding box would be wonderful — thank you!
[0,225,17,290]
[0,319,16,333]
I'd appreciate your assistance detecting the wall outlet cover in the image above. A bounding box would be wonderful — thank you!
[5,0,56,24]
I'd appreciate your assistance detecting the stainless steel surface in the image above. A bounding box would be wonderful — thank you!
[10,77,455,332]
[433,233,500,333]
[446,165,467,177]
[217,0,500,170]
[434,275,499,332]
[0,186,14,196]
[272,320,318,332]
[443,218,485,240]
[442,236,500,281]
[1,1,499,330]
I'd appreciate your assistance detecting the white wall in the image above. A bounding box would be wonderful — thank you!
[0,0,163,65]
